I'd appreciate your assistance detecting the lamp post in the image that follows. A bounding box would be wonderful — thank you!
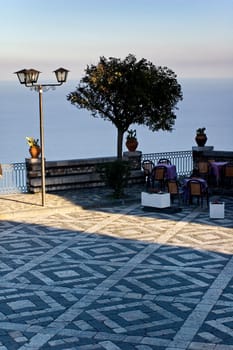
[15,67,69,206]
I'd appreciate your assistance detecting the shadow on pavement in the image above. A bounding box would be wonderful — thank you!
[0,212,233,349]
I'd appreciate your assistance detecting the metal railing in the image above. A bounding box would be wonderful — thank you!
[142,150,193,177]
[0,150,193,194]
[0,163,27,194]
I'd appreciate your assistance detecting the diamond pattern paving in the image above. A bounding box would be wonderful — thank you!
[0,194,232,349]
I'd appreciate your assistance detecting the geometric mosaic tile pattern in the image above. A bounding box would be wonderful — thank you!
[0,194,233,349]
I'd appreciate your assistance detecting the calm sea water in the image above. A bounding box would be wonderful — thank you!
[0,78,232,164]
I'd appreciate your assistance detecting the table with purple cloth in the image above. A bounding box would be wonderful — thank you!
[182,177,208,203]
[153,164,177,180]
[209,161,228,185]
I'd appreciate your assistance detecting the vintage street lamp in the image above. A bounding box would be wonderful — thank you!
[15,67,69,206]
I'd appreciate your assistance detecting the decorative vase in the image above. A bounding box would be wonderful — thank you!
[126,139,138,152]
[29,146,41,158]
[195,134,207,147]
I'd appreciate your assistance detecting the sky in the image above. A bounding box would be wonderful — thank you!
[0,0,233,82]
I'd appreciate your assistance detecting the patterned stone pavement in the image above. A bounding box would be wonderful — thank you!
[0,186,233,349]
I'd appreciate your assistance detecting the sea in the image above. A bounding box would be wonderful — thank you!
[0,78,232,164]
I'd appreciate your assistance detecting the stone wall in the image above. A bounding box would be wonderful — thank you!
[192,147,233,169]
[26,151,144,193]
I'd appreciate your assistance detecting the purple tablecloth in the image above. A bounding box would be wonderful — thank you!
[210,162,228,184]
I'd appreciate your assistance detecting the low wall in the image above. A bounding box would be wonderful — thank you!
[192,146,233,168]
[192,146,233,162]
[26,151,144,193]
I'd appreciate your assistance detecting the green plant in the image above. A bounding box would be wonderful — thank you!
[26,137,40,147]
[126,129,137,141]
[196,127,206,135]
[98,159,130,198]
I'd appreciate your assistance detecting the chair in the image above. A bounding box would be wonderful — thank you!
[151,166,166,191]
[188,180,209,207]
[142,160,154,188]
[197,161,209,180]
[158,158,171,165]
[223,163,233,188]
[167,180,183,205]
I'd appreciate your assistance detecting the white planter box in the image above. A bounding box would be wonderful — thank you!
[141,192,170,208]
[209,202,225,219]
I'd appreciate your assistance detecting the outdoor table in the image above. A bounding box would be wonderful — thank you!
[209,161,228,186]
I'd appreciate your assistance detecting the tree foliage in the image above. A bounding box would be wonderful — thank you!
[67,54,183,158]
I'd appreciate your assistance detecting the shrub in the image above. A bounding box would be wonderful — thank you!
[99,159,130,198]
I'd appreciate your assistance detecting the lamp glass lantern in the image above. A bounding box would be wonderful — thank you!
[26,69,40,84]
[54,67,69,83]
[14,69,40,85]
[14,69,28,84]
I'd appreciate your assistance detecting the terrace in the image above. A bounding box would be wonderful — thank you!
[0,147,233,349]
[0,177,232,349]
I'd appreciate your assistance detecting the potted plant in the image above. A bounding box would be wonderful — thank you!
[195,127,207,147]
[26,137,41,158]
[125,129,138,152]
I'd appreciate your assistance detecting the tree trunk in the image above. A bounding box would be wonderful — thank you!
[117,129,124,159]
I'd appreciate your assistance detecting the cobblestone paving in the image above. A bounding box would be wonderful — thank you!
[0,187,233,349]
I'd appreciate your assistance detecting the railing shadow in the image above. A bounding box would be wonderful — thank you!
[33,186,233,227]
[0,196,42,207]
[0,183,232,229]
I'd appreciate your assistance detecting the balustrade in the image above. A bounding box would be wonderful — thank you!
[142,150,193,177]
[2,149,232,195]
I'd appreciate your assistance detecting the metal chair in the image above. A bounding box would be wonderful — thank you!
[188,180,209,207]
[158,158,171,165]
[167,180,183,205]
[142,160,154,188]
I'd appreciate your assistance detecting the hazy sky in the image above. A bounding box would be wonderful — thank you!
[1,0,232,81]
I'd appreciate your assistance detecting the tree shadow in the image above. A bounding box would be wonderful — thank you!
[0,210,233,349]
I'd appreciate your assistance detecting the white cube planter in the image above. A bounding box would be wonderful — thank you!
[141,192,170,208]
[209,202,225,219]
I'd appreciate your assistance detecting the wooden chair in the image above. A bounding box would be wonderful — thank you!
[142,160,154,188]
[167,180,183,205]
[151,166,166,191]
[197,161,209,180]
[158,158,171,165]
[188,180,209,207]
[223,163,233,187]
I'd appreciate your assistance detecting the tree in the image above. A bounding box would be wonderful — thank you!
[67,54,183,158]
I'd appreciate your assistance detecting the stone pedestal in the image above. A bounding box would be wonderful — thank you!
[192,146,214,152]
[192,146,214,169]
[123,151,142,170]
